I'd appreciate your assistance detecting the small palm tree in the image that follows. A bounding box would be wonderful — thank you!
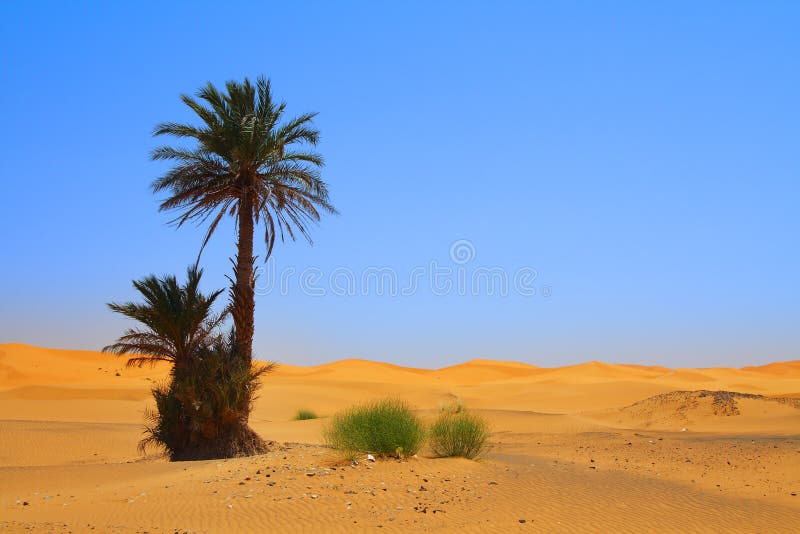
[103,266,225,369]
[151,76,336,364]
[104,267,271,460]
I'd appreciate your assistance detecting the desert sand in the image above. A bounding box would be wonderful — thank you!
[1,343,798,532]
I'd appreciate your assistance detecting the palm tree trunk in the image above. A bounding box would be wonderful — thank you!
[234,191,255,363]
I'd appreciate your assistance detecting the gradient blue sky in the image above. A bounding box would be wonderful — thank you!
[1,1,798,368]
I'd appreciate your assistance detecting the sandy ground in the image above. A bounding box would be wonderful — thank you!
[1,343,799,532]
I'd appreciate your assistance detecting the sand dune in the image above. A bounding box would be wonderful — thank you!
[431,359,544,384]
[743,360,800,375]
[0,344,168,387]
[1,343,799,532]
[585,389,800,433]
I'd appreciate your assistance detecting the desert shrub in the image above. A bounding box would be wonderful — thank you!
[428,411,490,459]
[324,398,424,459]
[294,409,319,420]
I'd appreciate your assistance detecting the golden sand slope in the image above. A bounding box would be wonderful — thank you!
[1,343,799,532]
[584,390,800,433]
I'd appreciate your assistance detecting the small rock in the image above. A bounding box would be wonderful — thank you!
[519,519,527,524]
[366,454,376,462]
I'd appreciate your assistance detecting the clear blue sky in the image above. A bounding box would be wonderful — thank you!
[1,1,798,368]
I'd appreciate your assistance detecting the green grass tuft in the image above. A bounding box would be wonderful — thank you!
[294,409,319,420]
[323,398,424,459]
[428,410,490,459]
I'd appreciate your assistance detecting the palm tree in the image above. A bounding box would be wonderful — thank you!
[104,267,271,460]
[151,77,336,364]
[103,266,225,369]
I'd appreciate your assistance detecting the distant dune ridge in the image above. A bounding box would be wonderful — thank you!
[1,343,799,431]
[1,343,800,532]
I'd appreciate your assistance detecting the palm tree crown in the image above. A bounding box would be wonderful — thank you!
[152,76,336,258]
